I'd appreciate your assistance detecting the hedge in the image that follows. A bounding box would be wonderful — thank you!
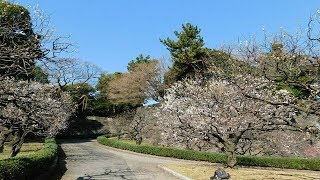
[0,139,58,180]
[97,136,320,171]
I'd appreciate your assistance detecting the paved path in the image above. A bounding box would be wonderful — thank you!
[59,139,202,180]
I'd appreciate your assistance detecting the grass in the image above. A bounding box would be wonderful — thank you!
[0,142,43,160]
[165,164,320,180]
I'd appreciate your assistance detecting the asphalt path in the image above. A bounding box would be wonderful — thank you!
[57,139,201,180]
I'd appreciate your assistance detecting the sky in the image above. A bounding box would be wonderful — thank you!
[13,0,320,73]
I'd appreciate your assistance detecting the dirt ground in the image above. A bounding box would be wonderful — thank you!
[165,164,320,180]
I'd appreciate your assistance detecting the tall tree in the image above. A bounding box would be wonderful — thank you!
[0,1,43,79]
[42,58,101,89]
[107,60,161,106]
[95,72,124,114]
[160,23,208,82]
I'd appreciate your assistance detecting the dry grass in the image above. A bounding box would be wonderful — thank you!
[0,142,43,160]
[165,164,320,180]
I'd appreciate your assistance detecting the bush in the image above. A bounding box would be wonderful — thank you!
[237,155,320,171]
[97,136,227,163]
[97,136,320,171]
[0,138,58,180]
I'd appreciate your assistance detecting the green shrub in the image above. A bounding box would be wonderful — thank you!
[237,155,320,171]
[97,136,320,171]
[97,136,227,163]
[0,138,58,180]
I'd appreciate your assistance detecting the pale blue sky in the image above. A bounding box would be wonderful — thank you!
[15,0,320,73]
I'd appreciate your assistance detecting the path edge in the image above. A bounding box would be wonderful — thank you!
[158,165,192,180]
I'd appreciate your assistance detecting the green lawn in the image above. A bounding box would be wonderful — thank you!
[0,143,43,160]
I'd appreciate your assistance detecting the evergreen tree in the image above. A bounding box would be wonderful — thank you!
[160,23,208,82]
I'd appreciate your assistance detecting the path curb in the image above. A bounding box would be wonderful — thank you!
[158,165,192,180]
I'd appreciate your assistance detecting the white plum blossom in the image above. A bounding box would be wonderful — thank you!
[0,77,75,156]
[155,75,314,167]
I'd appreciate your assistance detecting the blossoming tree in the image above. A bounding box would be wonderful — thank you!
[156,75,318,167]
[0,78,74,157]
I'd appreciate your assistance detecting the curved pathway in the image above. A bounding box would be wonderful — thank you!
[59,139,205,180]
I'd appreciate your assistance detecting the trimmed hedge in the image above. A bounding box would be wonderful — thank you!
[0,139,58,180]
[97,136,320,171]
[237,155,320,171]
[97,136,227,163]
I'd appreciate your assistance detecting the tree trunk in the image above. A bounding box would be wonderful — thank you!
[10,131,28,157]
[224,141,237,168]
[0,130,12,153]
[0,137,5,153]
[135,134,142,145]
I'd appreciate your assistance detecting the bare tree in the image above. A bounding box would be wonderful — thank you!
[235,21,319,101]
[108,60,162,105]
[235,37,262,65]
[41,58,101,89]
[0,77,75,157]
[0,2,75,80]
[155,75,319,167]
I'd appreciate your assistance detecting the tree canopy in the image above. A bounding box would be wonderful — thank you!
[127,54,152,71]
[0,77,74,156]
[107,60,161,106]
[161,23,209,82]
[0,1,43,80]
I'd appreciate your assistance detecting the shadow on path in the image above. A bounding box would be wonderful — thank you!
[57,138,95,144]
[76,168,136,180]
[48,144,67,180]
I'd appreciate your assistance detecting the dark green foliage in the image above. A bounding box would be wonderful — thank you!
[96,72,123,93]
[276,83,311,98]
[127,54,152,71]
[259,42,319,98]
[91,98,114,116]
[32,66,49,83]
[0,139,58,180]
[95,73,122,114]
[95,72,144,115]
[64,83,95,103]
[98,136,320,171]
[208,49,258,77]
[63,83,96,115]
[0,2,31,32]
[161,23,209,82]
